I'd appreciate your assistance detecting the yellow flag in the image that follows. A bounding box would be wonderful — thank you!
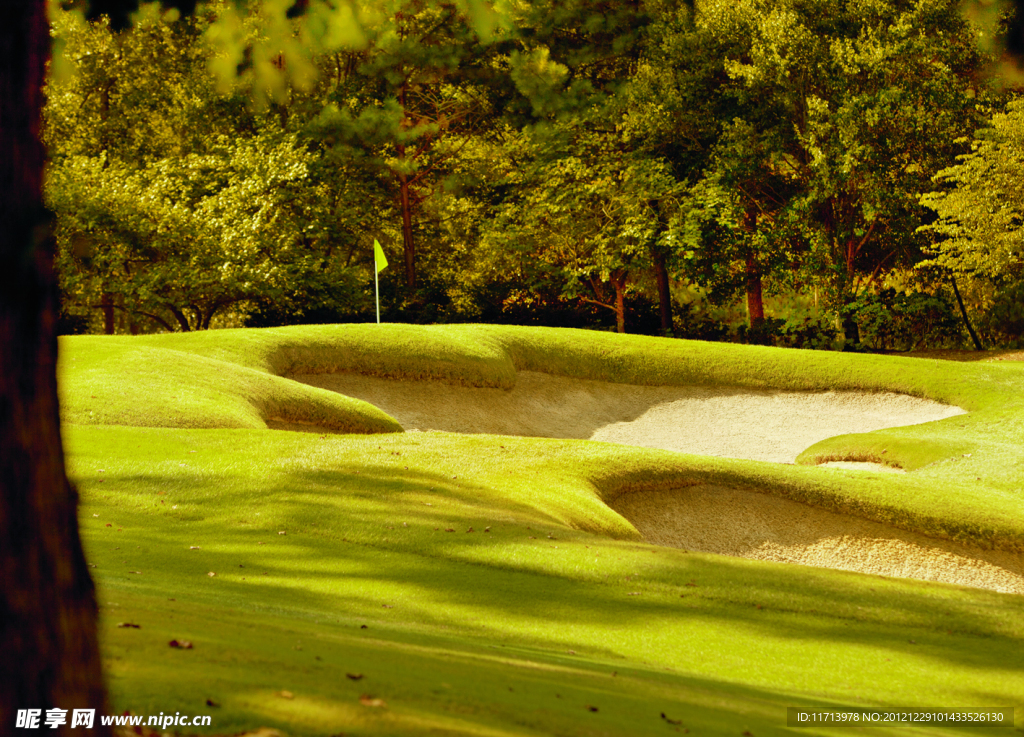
[374,239,388,273]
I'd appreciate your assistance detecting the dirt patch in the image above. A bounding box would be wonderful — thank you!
[290,371,964,464]
[611,486,1024,594]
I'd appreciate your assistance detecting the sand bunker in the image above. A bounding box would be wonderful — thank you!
[291,371,964,464]
[611,486,1024,594]
[289,370,1011,593]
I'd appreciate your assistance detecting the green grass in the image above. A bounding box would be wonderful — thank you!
[61,325,1024,736]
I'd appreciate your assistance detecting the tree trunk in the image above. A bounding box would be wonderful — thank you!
[745,253,764,325]
[168,305,191,332]
[613,273,627,334]
[742,206,764,327]
[397,81,416,293]
[101,292,115,335]
[951,275,983,351]
[1,3,110,733]
[653,250,673,337]
[398,169,416,291]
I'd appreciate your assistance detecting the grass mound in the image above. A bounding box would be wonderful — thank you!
[61,337,402,433]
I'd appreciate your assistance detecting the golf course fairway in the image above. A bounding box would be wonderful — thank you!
[60,324,1024,736]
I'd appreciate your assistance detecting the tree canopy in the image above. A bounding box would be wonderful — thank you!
[40,0,1024,345]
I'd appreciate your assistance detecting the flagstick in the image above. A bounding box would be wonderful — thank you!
[375,259,380,324]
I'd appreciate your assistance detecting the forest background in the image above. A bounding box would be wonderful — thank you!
[44,0,1024,352]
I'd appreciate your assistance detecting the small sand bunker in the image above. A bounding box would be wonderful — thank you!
[291,371,964,463]
[611,486,1024,594]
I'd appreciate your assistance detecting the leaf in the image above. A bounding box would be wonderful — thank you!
[359,695,387,708]
[117,622,141,628]
[168,640,193,649]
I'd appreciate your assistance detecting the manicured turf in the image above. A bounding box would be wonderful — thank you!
[61,325,1024,735]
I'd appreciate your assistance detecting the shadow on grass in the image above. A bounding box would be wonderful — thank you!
[85,460,1024,690]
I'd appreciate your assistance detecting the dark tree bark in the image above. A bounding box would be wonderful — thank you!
[652,249,673,337]
[100,293,115,335]
[742,207,764,327]
[397,82,417,293]
[398,168,417,291]
[950,275,983,351]
[612,272,627,334]
[745,253,764,325]
[0,3,110,734]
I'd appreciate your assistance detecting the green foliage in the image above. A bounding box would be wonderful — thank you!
[480,120,681,332]
[43,0,1006,346]
[671,0,986,317]
[46,6,369,332]
[979,279,1024,345]
[846,288,963,351]
[50,129,356,331]
[920,97,1024,288]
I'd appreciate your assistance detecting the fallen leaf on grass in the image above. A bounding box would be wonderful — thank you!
[207,572,216,577]
[359,695,387,708]
[346,673,364,681]
[168,640,193,649]
[587,706,599,712]
[205,699,219,708]
[117,622,140,628]
[661,713,682,725]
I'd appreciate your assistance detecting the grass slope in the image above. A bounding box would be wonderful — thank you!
[60,325,1024,736]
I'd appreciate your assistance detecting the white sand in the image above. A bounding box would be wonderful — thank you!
[611,486,1024,594]
[287,370,1020,594]
[292,371,963,463]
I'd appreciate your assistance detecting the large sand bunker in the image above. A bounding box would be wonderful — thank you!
[288,371,1018,594]
[291,371,964,464]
